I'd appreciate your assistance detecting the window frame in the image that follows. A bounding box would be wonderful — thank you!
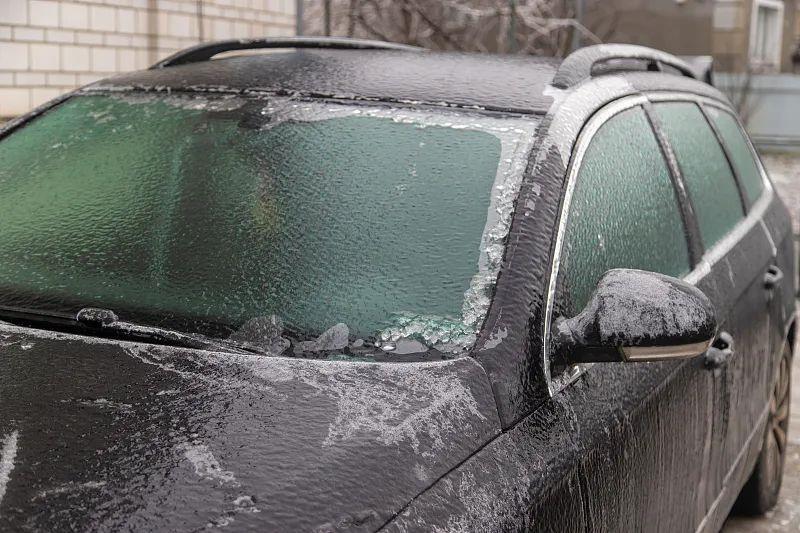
[749,0,785,71]
[701,104,768,209]
[542,92,774,396]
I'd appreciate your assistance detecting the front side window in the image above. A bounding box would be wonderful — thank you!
[0,93,537,356]
[555,106,690,318]
[654,102,744,248]
[708,107,765,206]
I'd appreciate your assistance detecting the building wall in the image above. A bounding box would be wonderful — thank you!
[779,0,798,70]
[713,0,750,72]
[713,0,798,72]
[0,0,296,117]
[584,0,713,56]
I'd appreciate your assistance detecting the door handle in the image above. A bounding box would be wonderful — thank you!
[704,331,734,370]
[764,265,784,290]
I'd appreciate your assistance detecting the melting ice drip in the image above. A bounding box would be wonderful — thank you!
[0,430,19,507]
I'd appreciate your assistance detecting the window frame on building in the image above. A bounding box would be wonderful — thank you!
[749,0,785,71]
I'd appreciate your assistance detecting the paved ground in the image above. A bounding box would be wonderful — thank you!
[723,154,800,532]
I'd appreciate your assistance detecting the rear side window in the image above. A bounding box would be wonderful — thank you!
[556,106,690,317]
[708,107,765,205]
[654,102,744,248]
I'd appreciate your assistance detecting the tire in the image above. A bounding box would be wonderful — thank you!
[734,341,792,515]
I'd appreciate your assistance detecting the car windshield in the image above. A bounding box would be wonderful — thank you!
[0,93,537,357]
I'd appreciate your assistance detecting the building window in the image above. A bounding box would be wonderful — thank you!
[750,0,785,70]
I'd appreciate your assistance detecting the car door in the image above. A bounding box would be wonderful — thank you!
[543,99,721,530]
[653,97,775,530]
[705,104,789,365]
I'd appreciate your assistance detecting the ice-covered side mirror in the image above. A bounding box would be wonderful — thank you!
[554,269,717,364]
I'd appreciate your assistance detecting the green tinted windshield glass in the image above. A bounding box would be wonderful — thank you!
[0,94,536,352]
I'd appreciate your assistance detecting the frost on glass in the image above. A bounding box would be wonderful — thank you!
[654,102,744,248]
[0,94,537,356]
[557,106,690,317]
[707,107,764,205]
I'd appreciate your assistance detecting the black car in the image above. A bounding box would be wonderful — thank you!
[0,38,795,532]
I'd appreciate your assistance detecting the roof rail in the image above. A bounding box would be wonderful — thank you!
[151,37,424,69]
[678,55,714,86]
[552,44,698,89]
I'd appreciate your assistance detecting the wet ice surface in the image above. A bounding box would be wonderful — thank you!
[0,430,18,506]
[266,99,538,353]
[1,93,539,358]
[0,322,500,531]
[295,323,349,353]
[723,154,800,532]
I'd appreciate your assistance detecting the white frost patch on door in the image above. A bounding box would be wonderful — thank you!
[178,442,240,487]
[34,480,107,500]
[0,430,19,506]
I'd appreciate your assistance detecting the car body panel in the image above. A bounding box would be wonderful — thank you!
[90,49,559,115]
[0,324,500,532]
[383,357,715,532]
[383,80,797,531]
[472,72,733,429]
[0,46,796,532]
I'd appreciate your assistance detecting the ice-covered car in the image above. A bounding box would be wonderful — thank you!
[0,38,795,532]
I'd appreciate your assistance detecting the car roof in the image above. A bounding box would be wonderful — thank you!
[91,48,562,114]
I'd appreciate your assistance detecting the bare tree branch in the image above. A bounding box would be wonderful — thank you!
[302,0,599,56]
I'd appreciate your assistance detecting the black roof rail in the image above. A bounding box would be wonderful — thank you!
[552,44,698,89]
[151,37,424,69]
[678,55,714,86]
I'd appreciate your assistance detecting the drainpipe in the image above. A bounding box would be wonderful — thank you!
[508,0,518,53]
[296,0,304,36]
[324,0,331,36]
[571,0,585,52]
[196,0,203,42]
[147,0,158,64]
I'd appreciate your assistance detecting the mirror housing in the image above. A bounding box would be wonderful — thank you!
[555,269,717,364]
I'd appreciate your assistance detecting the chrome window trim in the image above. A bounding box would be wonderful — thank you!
[544,91,774,396]
[541,94,648,396]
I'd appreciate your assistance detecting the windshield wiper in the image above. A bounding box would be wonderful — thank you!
[0,305,269,355]
[74,308,271,355]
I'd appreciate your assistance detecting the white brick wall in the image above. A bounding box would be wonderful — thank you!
[0,0,296,117]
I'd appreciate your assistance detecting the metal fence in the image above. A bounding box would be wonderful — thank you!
[717,73,800,154]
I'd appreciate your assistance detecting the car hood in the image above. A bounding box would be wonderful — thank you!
[0,324,501,532]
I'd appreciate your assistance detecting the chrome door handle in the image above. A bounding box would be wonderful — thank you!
[704,331,733,370]
[764,265,784,290]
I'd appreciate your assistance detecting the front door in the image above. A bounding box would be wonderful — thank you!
[545,99,718,530]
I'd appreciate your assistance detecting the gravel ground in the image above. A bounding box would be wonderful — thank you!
[723,154,800,532]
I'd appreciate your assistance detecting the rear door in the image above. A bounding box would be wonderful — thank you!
[650,95,777,527]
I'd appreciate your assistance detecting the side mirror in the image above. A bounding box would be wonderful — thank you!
[555,269,717,364]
